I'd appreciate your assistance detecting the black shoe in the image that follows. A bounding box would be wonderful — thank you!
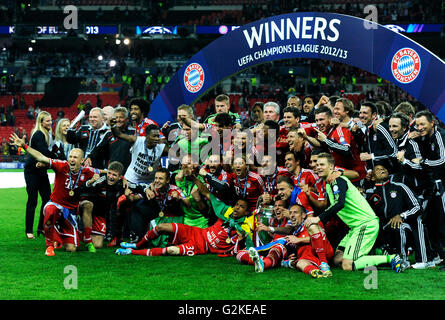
[104,232,113,242]
[37,229,44,237]
[129,232,139,243]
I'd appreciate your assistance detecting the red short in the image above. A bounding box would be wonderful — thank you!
[45,202,82,247]
[297,240,334,267]
[53,216,82,247]
[92,216,106,237]
[170,223,208,256]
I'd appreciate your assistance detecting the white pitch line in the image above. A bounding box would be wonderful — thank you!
[0,172,55,189]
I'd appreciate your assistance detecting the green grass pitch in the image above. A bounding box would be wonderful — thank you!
[0,185,444,301]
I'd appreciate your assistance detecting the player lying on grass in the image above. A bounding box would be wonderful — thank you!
[304,152,403,272]
[10,132,102,256]
[115,174,256,257]
[237,204,334,278]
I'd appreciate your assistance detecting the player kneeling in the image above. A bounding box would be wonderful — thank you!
[78,161,127,249]
[237,204,334,278]
[9,132,103,256]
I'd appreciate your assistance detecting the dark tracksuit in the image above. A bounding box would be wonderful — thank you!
[88,126,135,172]
[365,179,434,263]
[67,123,109,169]
[77,175,127,240]
[353,121,398,171]
[415,126,445,259]
[391,131,432,199]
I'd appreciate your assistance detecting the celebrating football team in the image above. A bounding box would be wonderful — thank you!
[10,93,445,277]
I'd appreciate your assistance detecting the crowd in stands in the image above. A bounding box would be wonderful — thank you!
[0,0,442,25]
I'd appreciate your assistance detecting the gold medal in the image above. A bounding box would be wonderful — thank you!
[69,190,75,197]
[159,211,164,217]
[148,166,153,172]
[226,238,231,244]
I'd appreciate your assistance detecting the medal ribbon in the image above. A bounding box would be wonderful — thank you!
[145,144,157,169]
[294,170,302,186]
[266,169,277,193]
[236,174,248,197]
[69,167,83,192]
[160,185,170,212]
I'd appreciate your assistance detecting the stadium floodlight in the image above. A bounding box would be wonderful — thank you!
[109,60,116,67]
[123,38,130,45]
[98,55,103,61]
[115,39,121,45]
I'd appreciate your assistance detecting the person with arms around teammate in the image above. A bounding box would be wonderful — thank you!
[238,203,334,278]
[304,153,403,272]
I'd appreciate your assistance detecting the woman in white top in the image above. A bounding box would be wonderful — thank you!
[52,118,74,160]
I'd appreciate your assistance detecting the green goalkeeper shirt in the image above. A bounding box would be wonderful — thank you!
[175,173,209,228]
[204,111,241,126]
[320,176,378,229]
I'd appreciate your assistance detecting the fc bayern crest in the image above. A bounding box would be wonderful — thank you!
[184,63,205,93]
[391,48,421,84]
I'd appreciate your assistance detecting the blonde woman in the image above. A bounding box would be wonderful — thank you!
[52,118,73,160]
[24,110,54,239]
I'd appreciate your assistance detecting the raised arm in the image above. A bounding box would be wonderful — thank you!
[190,174,211,199]
[10,133,50,164]
[110,119,137,144]
[178,114,205,131]
[298,127,322,148]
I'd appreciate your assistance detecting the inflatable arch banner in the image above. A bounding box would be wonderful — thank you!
[149,12,445,125]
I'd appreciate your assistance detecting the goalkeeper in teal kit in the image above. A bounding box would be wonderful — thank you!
[304,153,403,272]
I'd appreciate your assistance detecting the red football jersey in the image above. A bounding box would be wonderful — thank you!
[134,118,162,137]
[294,191,314,215]
[152,184,186,217]
[311,178,326,202]
[202,218,238,254]
[292,168,318,188]
[286,220,326,254]
[170,222,235,255]
[229,171,265,212]
[48,159,99,209]
[326,126,366,181]
[296,221,333,264]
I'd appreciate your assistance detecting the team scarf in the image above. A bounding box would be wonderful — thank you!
[213,203,255,249]
[289,185,302,207]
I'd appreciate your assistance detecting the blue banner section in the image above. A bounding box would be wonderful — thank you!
[0,162,25,169]
[148,12,445,125]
